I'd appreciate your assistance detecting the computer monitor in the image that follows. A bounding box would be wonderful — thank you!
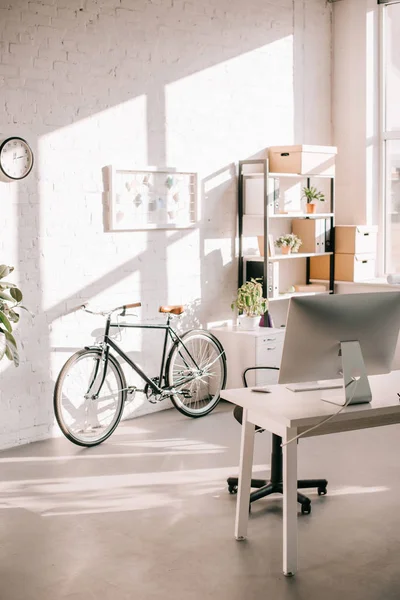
[278,292,400,405]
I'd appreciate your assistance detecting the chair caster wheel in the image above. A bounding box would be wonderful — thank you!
[318,486,327,496]
[301,502,311,515]
[228,485,238,495]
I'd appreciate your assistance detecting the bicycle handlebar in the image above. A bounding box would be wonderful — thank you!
[81,302,141,316]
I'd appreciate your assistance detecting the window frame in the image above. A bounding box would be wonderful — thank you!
[380,1,400,275]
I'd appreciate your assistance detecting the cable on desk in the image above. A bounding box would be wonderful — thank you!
[281,377,359,447]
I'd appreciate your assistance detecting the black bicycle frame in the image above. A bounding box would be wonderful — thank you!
[93,314,201,396]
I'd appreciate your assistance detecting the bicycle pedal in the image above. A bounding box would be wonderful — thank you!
[149,396,163,404]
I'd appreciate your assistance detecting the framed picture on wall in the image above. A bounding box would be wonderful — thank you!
[108,166,198,231]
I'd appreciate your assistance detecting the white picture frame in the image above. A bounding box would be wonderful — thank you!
[108,166,198,231]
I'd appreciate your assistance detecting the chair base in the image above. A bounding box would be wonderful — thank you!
[229,407,328,515]
[227,477,328,515]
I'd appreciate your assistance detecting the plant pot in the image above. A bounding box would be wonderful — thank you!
[281,246,291,255]
[238,315,260,330]
[306,203,316,214]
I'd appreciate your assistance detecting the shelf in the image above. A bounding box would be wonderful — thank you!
[238,155,335,296]
[269,290,331,302]
[242,172,334,179]
[269,172,335,179]
[269,213,334,219]
[244,252,333,262]
[242,213,334,236]
[311,278,397,288]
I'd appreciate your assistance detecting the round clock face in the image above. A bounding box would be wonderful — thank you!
[0,137,34,181]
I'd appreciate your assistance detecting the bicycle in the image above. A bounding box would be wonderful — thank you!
[53,302,227,447]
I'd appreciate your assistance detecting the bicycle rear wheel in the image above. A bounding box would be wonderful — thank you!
[54,348,127,447]
[165,330,226,417]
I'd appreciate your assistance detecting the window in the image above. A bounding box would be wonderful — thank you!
[382,2,400,273]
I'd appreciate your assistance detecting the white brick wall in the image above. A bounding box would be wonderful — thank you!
[0,0,332,450]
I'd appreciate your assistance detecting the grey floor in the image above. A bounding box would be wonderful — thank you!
[1,402,400,600]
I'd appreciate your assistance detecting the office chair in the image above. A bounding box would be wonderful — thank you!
[227,366,328,514]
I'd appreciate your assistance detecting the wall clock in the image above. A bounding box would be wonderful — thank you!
[0,137,34,182]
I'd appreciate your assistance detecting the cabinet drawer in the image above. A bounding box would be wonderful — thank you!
[256,334,285,367]
[257,331,285,345]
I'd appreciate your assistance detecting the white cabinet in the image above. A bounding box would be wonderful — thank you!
[209,325,285,389]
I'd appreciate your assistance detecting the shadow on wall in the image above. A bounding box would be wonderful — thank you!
[0,0,331,447]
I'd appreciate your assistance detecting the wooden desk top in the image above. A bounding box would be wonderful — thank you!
[221,371,400,437]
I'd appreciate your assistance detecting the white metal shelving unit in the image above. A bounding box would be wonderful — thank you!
[237,159,336,325]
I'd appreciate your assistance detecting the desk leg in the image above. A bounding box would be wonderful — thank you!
[234,409,255,541]
[283,427,298,577]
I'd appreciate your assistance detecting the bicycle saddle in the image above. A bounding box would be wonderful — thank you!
[159,305,184,315]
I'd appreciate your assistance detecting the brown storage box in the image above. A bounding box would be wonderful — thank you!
[294,283,327,293]
[310,255,331,280]
[292,219,327,253]
[335,254,376,281]
[310,254,376,282]
[335,225,377,254]
[268,145,337,175]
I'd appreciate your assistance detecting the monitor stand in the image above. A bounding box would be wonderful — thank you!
[321,340,372,406]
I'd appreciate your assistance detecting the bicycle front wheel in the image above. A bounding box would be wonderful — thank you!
[54,348,127,447]
[165,330,227,417]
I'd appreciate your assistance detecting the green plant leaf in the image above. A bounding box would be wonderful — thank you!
[0,331,6,361]
[0,281,18,290]
[10,287,22,302]
[7,309,19,324]
[0,310,12,333]
[18,305,34,317]
[5,344,18,365]
[4,329,17,346]
[234,278,268,317]
[0,265,13,280]
[0,291,15,303]
[4,331,19,367]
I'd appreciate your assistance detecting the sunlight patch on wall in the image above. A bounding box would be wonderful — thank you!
[166,229,201,302]
[204,238,233,268]
[203,168,233,194]
[39,94,148,311]
[37,96,148,397]
[165,36,294,174]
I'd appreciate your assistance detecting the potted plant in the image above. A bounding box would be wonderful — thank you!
[302,186,325,214]
[275,233,302,255]
[231,278,268,330]
[0,265,27,366]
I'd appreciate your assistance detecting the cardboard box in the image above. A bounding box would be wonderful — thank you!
[294,283,327,293]
[335,225,378,255]
[310,253,376,282]
[335,254,376,281]
[310,255,331,280]
[268,145,337,175]
[292,218,332,253]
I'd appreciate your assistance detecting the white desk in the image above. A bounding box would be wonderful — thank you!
[221,371,400,576]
